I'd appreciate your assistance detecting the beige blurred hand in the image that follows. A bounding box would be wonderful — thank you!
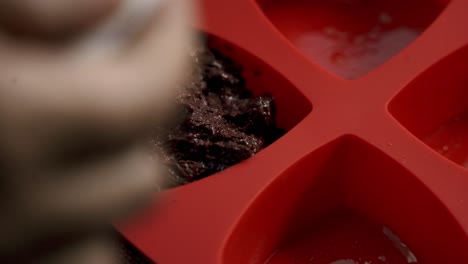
[0,0,195,262]
[0,0,120,39]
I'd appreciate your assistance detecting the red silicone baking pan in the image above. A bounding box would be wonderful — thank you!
[118,0,468,263]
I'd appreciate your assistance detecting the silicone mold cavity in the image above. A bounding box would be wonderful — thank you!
[223,136,468,264]
[389,44,468,169]
[257,0,449,79]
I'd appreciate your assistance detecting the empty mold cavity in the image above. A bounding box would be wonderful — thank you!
[223,136,468,264]
[265,211,416,264]
[389,45,468,169]
[257,0,449,79]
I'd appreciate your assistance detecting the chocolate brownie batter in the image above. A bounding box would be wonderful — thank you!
[155,43,285,187]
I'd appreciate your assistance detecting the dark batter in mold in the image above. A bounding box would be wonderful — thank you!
[154,43,285,187]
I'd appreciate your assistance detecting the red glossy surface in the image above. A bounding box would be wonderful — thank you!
[118,0,468,263]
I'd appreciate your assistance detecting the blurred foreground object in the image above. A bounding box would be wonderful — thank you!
[0,0,196,262]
